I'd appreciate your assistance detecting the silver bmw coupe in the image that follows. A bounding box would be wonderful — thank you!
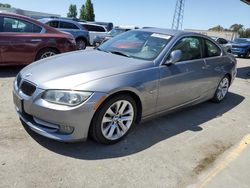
[13,28,237,144]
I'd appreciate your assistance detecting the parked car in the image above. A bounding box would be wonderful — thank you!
[0,12,76,66]
[231,38,250,58]
[210,36,232,53]
[39,18,89,50]
[90,21,113,31]
[13,29,237,144]
[79,22,108,46]
[93,26,138,47]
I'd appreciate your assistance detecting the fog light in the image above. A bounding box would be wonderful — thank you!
[59,125,74,134]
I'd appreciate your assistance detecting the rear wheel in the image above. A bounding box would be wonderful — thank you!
[212,76,230,103]
[36,48,58,60]
[76,39,86,50]
[90,95,137,144]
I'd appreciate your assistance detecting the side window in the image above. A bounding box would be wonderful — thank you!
[205,39,221,57]
[2,17,42,33]
[83,24,105,32]
[95,26,105,32]
[82,24,95,31]
[47,21,59,28]
[172,37,202,61]
[0,16,3,32]
[59,21,79,29]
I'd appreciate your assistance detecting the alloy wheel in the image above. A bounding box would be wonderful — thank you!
[40,51,56,59]
[101,100,134,141]
[216,77,229,101]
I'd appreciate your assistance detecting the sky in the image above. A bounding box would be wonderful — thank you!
[1,0,250,30]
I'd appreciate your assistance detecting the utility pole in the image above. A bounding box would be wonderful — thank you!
[171,0,185,30]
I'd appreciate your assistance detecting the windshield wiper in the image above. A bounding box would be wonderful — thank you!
[109,51,131,58]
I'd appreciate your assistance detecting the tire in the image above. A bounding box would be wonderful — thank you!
[212,75,230,103]
[90,94,137,145]
[76,39,86,50]
[36,48,58,61]
[244,51,250,58]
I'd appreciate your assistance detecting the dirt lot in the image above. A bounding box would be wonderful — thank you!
[0,58,250,188]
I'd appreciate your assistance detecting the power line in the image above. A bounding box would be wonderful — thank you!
[171,0,185,30]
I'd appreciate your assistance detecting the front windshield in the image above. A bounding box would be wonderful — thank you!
[234,38,250,44]
[98,30,172,61]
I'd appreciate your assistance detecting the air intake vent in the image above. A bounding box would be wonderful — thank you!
[16,74,22,87]
[20,81,36,96]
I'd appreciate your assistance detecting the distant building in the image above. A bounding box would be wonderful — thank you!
[0,7,60,19]
[185,29,239,41]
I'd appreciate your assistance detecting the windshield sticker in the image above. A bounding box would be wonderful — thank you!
[151,33,171,40]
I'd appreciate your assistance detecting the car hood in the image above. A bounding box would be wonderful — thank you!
[20,50,153,90]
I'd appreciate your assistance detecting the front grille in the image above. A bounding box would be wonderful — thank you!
[16,74,22,87]
[20,81,36,96]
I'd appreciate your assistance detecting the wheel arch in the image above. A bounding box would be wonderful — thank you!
[75,36,88,45]
[92,89,143,125]
[35,47,60,61]
[225,73,232,86]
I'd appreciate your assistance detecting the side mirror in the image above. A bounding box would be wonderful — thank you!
[166,50,182,65]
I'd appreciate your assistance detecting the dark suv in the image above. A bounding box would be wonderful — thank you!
[231,38,250,58]
[39,18,89,50]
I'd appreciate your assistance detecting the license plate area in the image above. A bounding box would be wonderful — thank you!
[13,92,23,113]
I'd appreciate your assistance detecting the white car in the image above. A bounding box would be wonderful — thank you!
[79,22,108,45]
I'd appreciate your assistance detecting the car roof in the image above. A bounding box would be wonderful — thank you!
[39,17,80,24]
[38,17,85,29]
[79,22,105,28]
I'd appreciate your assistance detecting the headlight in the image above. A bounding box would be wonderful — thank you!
[42,90,92,106]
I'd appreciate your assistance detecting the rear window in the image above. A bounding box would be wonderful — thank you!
[82,24,105,32]
[204,39,221,57]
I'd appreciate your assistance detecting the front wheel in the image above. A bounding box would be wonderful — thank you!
[212,76,230,103]
[90,95,137,144]
[76,39,86,50]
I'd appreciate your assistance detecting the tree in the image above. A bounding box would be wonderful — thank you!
[79,4,85,20]
[67,4,78,18]
[82,0,95,21]
[239,28,250,38]
[230,24,244,32]
[0,3,11,8]
[208,25,224,32]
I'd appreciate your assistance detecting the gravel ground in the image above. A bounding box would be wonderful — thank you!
[0,58,249,188]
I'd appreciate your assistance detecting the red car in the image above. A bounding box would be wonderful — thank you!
[0,12,77,66]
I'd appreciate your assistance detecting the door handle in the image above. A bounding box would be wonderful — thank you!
[30,39,42,42]
[202,65,210,70]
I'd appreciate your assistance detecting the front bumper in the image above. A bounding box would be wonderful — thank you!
[13,81,106,142]
[231,48,247,56]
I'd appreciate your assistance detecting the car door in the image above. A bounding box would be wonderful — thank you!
[0,16,43,65]
[83,24,107,45]
[157,36,207,112]
[58,21,79,36]
[202,38,226,90]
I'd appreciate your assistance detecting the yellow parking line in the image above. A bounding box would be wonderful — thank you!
[197,134,250,188]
